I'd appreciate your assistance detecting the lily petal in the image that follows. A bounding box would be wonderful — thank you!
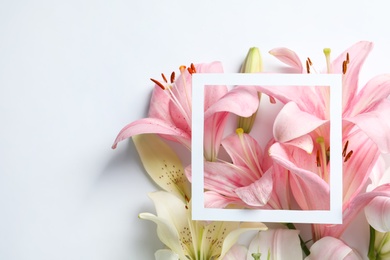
[112,118,191,149]
[348,74,390,116]
[222,130,263,176]
[306,236,362,260]
[269,142,330,210]
[273,102,328,143]
[247,229,302,260]
[139,213,185,259]
[331,41,373,111]
[222,244,248,260]
[344,100,390,153]
[155,249,179,260]
[269,47,303,72]
[219,222,268,259]
[365,197,390,232]
[323,184,390,238]
[234,168,273,207]
[186,162,256,197]
[204,191,246,208]
[205,86,260,119]
[132,134,191,201]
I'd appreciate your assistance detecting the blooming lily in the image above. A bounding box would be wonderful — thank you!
[223,229,302,260]
[112,62,260,161]
[186,128,292,210]
[306,236,363,260]
[140,190,267,260]
[248,41,390,240]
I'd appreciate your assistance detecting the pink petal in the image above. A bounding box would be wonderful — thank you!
[323,184,390,238]
[197,62,228,110]
[234,169,273,207]
[348,74,390,116]
[204,191,246,208]
[269,142,330,210]
[344,100,390,153]
[365,196,390,232]
[269,47,303,72]
[222,131,263,176]
[283,134,314,154]
[204,86,260,119]
[112,118,191,149]
[273,102,328,143]
[342,130,380,204]
[222,244,248,260]
[204,112,229,161]
[186,162,256,197]
[331,41,373,112]
[306,237,362,260]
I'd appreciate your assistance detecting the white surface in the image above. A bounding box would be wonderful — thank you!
[1,0,390,259]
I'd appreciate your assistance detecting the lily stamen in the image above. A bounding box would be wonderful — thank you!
[150,78,166,90]
[342,140,349,157]
[323,48,331,73]
[344,150,353,162]
[342,53,349,74]
[306,59,310,73]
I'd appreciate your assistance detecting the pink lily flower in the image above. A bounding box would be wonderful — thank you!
[186,129,292,210]
[250,41,390,240]
[365,156,390,233]
[306,236,363,260]
[261,41,390,153]
[112,62,259,161]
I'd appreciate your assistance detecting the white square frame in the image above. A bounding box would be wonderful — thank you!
[191,73,343,224]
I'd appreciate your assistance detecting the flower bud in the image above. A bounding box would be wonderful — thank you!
[238,47,263,133]
[240,47,263,73]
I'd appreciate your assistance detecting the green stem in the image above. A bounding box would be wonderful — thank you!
[368,225,377,260]
[286,223,311,257]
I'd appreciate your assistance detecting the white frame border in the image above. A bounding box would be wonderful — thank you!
[191,73,342,224]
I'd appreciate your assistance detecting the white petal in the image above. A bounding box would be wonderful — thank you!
[247,229,302,260]
[132,134,191,201]
[154,249,180,260]
[219,222,267,259]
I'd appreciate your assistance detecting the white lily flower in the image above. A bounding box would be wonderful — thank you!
[223,229,302,260]
[133,134,191,202]
[140,191,267,260]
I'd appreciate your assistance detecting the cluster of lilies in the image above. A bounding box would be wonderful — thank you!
[113,41,390,259]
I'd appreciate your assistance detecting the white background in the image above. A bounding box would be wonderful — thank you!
[1,0,390,259]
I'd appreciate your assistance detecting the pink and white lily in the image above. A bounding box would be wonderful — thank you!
[112,62,259,161]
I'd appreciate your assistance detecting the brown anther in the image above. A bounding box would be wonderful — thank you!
[161,73,168,83]
[185,205,188,209]
[150,78,165,90]
[190,63,196,73]
[342,60,348,74]
[170,71,175,83]
[344,150,353,162]
[326,147,330,165]
[307,57,313,66]
[306,60,310,74]
[342,140,349,157]
[316,150,321,167]
[346,53,350,63]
